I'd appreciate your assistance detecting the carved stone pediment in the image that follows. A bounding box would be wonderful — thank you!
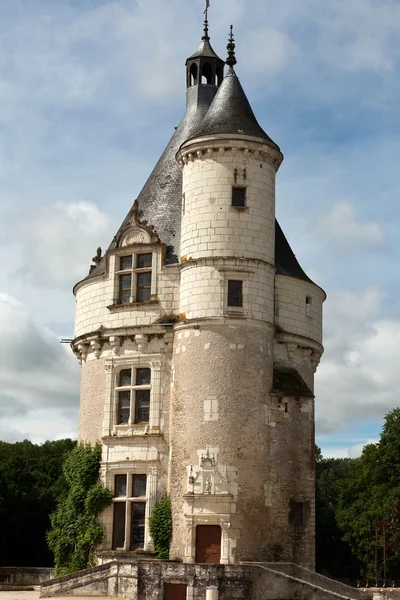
[115,200,160,248]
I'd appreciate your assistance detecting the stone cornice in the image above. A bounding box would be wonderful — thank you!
[71,325,174,364]
[275,331,324,373]
[176,136,283,171]
[179,255,275,272]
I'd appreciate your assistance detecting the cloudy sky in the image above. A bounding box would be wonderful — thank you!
[0,0,399,457]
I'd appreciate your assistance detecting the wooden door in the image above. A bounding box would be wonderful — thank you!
[195,525,221,564]
[164,583,187,600]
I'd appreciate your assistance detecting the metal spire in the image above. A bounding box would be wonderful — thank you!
[226,25,237,69]
[202,0,210,40]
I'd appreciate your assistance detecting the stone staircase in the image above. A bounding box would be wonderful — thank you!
[39,560,371,599]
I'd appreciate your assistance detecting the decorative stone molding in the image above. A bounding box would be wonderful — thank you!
[113,200,161,248]
[185,448,237,497]
[135,334,148,353]
[177,139,283,171]
[109,336,121,356]
[77,342,89,363]
[90,339,102,359]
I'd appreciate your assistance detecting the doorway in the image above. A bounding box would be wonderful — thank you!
[164,583,187,600]
[195,524,221,563]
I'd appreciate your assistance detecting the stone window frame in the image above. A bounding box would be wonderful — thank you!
[115,366,152,426]
[107,465,158,553]
[103,357,163,436]
[218,268,253,317]
[110,245,161,308]
[231,185,247,208]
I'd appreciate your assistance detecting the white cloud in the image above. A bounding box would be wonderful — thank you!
[312,201,385,253]
[0,293,79,442]
[348,438,379,458]
[316,287,400,434]
[5,201,114,289]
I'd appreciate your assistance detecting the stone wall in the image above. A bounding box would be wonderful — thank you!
[39,560,367,600]
[0,567,53,587]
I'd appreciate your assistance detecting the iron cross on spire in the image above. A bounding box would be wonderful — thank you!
[203,0,210,40]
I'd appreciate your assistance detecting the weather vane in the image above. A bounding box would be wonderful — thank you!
[203,0,210,40]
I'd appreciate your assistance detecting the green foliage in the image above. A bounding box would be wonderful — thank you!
[336,409,400,579]
[315,409,400,580]
[0,438,76,566]
[47,443,113,575]
[316,454,360,578]
[149,496,172,560]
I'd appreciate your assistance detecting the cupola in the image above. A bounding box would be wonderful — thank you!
[186,7,225,89]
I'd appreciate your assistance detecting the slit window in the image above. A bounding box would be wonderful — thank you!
[228,280,243,307]
[306,296,312,317]
[294,502,304,528]
[232,187,246,207]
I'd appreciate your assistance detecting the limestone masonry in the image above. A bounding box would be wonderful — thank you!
[72,16,326,577]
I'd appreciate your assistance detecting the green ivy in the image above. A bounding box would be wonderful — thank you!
[47,443,113,576]
[149,496,172,560]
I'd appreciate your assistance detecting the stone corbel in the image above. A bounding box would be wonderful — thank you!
[90,339,101,359]
[219,514,231,531]
[109,335,121,356]
[311,353,321,373]
[77,342,89,363]
[303,348,313,368]
[135,334,148,353]
[287,342,297,360]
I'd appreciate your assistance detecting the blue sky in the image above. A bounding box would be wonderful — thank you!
[0,0,399,456]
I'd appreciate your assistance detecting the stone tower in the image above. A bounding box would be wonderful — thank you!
[72,19,325,569]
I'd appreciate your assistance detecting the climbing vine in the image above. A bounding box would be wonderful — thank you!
[149,496,173,560]
[47,443,113,576]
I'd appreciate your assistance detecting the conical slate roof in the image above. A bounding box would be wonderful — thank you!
[188,68,280,149]
[188,37,222,60]
[76,32,316,292]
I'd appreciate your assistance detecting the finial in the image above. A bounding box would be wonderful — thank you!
[202,0,210,40]
[226,24,237,69]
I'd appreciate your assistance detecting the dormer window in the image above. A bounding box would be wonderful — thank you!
[117,253,152,304]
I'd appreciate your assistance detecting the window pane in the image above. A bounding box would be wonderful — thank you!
[232,187,246,207]
[137,287,151,303]
[119,274,132,304]
[132,475,147,497]
[135,390,150,423]
[228,280,243,307]
[119,369,132,387]
[120,255,133,270]
[130,502,145,550]
[118,391,130,424]
[137,272,151,303]
[115,475,127,497]
[137,272,151,286]
[137,253,152,268]
[112,503,126,549]
[136,368,151,385]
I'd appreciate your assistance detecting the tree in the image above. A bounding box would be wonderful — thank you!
[337,409,400,580]
[315,453,360,579]
[47,443,113,575]
[0,438,76,567]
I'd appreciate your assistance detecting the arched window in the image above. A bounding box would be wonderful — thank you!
[189,63,198,87]
[201,62,213,85]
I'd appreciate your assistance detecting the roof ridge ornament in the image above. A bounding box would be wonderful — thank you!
[202,0,210,40]
[226,24,237,71]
